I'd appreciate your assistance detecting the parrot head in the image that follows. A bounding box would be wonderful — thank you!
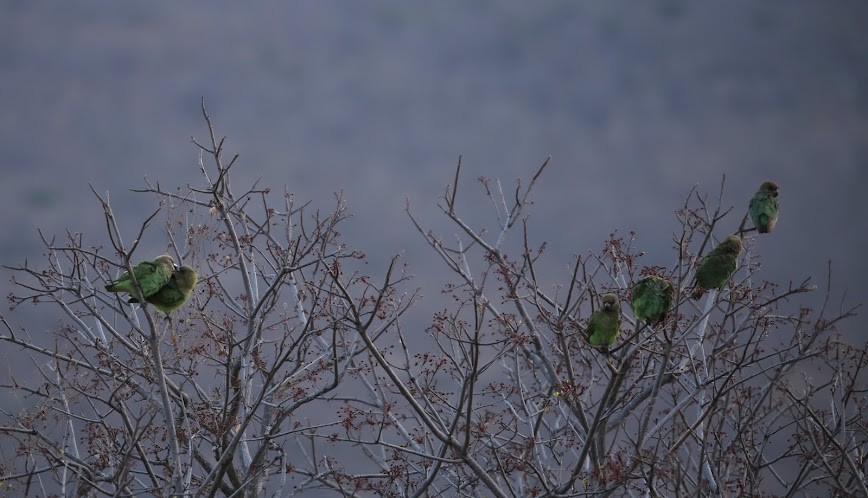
[155,254,176,267]
[600,293,620,312]
[759,181,779,198]
[721,235,743,255]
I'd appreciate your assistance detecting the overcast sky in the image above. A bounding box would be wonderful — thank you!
[2,1,866,346]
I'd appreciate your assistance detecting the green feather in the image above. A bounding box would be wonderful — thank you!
[129,265,198,315]
[632,275,674,326]
[692,235,742,299]
[105,254,175,299]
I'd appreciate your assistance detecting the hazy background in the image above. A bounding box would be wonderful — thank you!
[1,2,866,379]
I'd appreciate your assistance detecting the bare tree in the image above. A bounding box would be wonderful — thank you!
[0,102,414,497]
[320,164,865,497]
[1,106,864,497]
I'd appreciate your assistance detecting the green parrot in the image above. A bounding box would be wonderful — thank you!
[631,275,674,326]
[748,181,780,234]
[692,235,743,299]
[586,293,621,347]
[105,254,175,299]
[128,265,198,315]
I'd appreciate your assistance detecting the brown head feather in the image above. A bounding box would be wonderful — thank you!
[759,181,779,197]
[600,293,620,311]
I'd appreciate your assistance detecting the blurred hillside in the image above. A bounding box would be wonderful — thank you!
[1,1,866,341]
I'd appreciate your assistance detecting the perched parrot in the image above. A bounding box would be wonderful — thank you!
[586,293,621,347]
[749,181,780,234]
[128,265,198,315]
[631,275,674,326]
[105,254,175,299]
[692,235,743,299]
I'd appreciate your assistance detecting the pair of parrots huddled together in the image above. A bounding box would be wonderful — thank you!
[105,254,198,315]
[586,181,780,347]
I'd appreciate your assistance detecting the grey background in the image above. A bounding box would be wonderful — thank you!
[1,2,865,382]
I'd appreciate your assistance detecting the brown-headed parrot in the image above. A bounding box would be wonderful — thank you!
[128,265,198,315]
[631,275,674,326]
[587,293,621,347]
[692,235,743,299]
[749,181,780,234]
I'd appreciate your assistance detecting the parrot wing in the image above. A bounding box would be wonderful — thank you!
[106,260,171,297]
[129,266,197,315]
[749,193,779,233]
